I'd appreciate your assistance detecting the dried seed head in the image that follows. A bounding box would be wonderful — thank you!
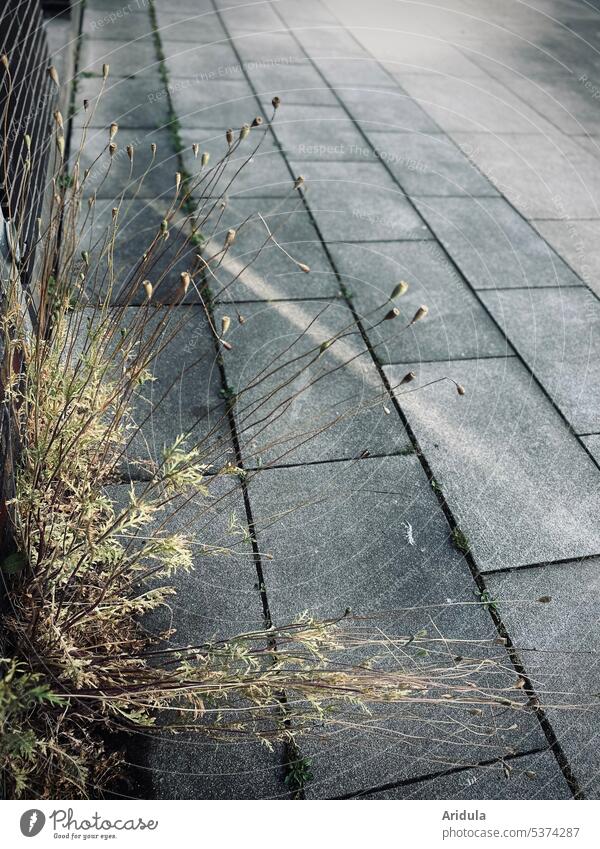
[150,142,157,155]
[180,271,191,293]
[226,128,234,145]
[251,116,263,127]
[399,371,416,385]
[410,304,429,325]
[24,134,31,150]
[514,677,526,689]
[126,144,134,161]
[111,207,118,220]
[108,142,117,156]
[54,110,64,129]
[384,306,400,320]
[272,96,281,109]
[221,340,233,351]
[161,219,168,233]
[88,195,95,208]
[1,54,9,71]
[221,315,231,336]
[525,770,537,780]
[224,228,236,248]
[109,122,118,140]
[56,136,65,158]
[175,171,182,192]
[390,280,409,299]
[201,151,210,167]
[239,123,250,140]
[81,250,90,266]
[102,63,109,80]
[319,339,333,354]
[238,314,245,325]
[48,65,59,86]
[83,98,89,111]
[294,175,305,190]
[297,262,310,273]
[192,143,199,158]
[456,383,466,396]
[142,280,153,300]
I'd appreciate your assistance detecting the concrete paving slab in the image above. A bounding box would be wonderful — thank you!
[385,357,600,571]
[161,40,244,81]
[328,240,510,363]
[480,287,600,434]
[359,750,571,799]
[336,86,440,133]
[216,299,410,465]
[500,73,600,137]
[313,56,396,88]
[413,197,583,290]
[531,219,600,297]
[169,78,261,130]
[84,6,154,42]
[450,132,600,220]
[154,9,228,44]
[288,161,432,242]
[247,455,544,796]
[269,105,371,161]
[79,36,160,79]
[248,62,340,107]
[487,559,600,799]
[233,31,307,63]
[368,131,499,197]
[72,76,170,130]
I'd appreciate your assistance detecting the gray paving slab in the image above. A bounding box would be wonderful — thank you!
[269,105,370,161]
[379,37,486,79]
[487,559,600,799]
[233,31,307,63]
[531,219,600,297]
[248,62,340,107]
[399,75,555,134]
[367,131,499,197]
[107,479,285,799]
[292,26,368,59]
[385,357,600,571]
[450,132,600,220]
[84,6,154,42]
[335,86,440,133]
[216,299,410,465]
[581,434,600,464]
[313,56,396,88]
[180,127,293,198]
[203,196,340,301]
[247,455,544,797]
[359,750,571,799]
[274,0,338,27]
[79,36,160,79]
[154,9,228,44]
[79,306,231,471]
[72,77,170,130]
[288,161,432,242]
[413,197,583,290]
[219,4,282,35]
[500,73,600,137]
[161,40,244,81]
[169,78,262,130]
[76,198,200,304]
[328,241,510,363]
[70,127,179,200]
[480,287,600,434]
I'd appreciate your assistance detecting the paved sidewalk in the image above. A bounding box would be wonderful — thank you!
[76,0,600,799]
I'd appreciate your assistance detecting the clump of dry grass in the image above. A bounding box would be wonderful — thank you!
[0,65,528,800]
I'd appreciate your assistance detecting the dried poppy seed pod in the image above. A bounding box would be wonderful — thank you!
[83,98,89,111]
[294,175,304,190]
[201,151,210,167]
[410,304,429,325]
[221,315,231,336]
[54,110,64,129]
[56,136,65,158]
[102,63,109,80]
[142,280,153,300]
[319,339,333,354]
[272,96,280,109]
[180,271,191,293]
[384,307,400,320]
[221,339,233,351]
[390,280,408,299]
[48,65,59,86]
[239,123,250,140]
[226,128,234,145]
[192,143,199,158]
[224,228,236,248]
[81,250,90,266]
[251,116,263,127]
[399,371,416,385]
[108,142,117,156]
[111,207,118,220]
[160,219,168,233]
[238,314,245,325]
[24,134,31,150]
[297,262,310,274]
[175,172,182,192]
[1,54,9,71]
[126,144,134,161]
[109,122,118,140]
[456,383,466,396]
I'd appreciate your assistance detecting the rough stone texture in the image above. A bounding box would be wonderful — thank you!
[450,132,600,220]
[359,751,571,799]
[70,127,179,200]
[216,299,411,465]
[72,77,170,130]
[287,161,432,242]
[328,241,510,363]
[487,560,600,799]
[480,287,600,434]
[414,197,583,290]
[581,434,600,465]
[531,220,600,298]
[248,456,544,797]
[386,357,600,571]
[368,131,499,197]
[204,197,340,301]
